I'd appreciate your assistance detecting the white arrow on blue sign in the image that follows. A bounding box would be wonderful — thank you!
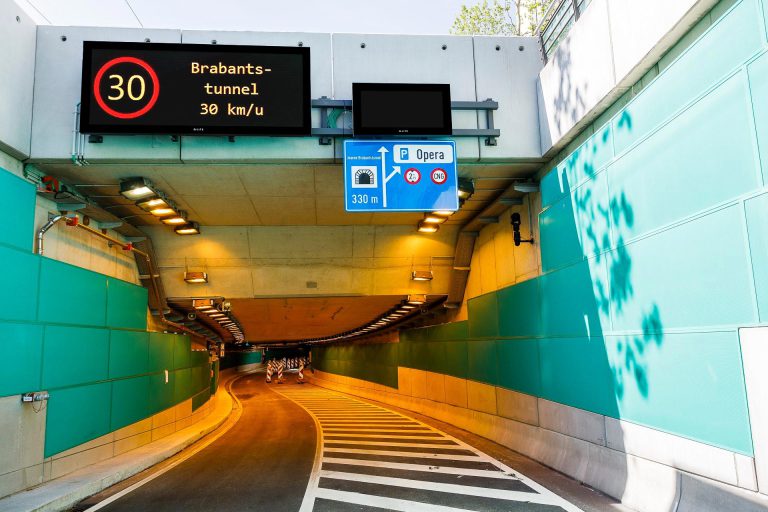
[344,140,459,212]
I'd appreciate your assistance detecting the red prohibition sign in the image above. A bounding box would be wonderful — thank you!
[404,168,421,184]
[93,56,160,119]
[431,167,448,185]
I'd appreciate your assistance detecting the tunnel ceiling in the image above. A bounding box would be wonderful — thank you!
[34,162,538,226]
[228,295,440,342]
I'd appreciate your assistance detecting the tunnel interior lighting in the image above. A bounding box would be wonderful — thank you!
[161,211,188,225]
[193,299,214,309]
[408,294,427,305]
[119,178,156,200]
[411,270,434,281]
[209,313,225,318]
[417,220,439,233]
[423,213,448,224]
[150,206,177,216]
[457,178,475,200]
[136,196,170,211]
[432,210,454,216]
[184,271,208,284]
[175,222,201,235]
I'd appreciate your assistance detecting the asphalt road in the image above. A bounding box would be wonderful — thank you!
[74,372,316,512]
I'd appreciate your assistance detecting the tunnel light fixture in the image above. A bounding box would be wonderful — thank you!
[408,294,427,305]
[161,211,188,225]
[423,213,448,224]
[137,196,170,211]
[119,178,156,200]
[432,210,454,217]
[401,304,416,310]
[209,313,225,318]
[458,178,475,200]
[150,205,177,217]
[184,271,208,284]
[513,181,539,193]
[411,270,434,281]
[396,309,409,314]
[175,222,201,235]
[417,220,439,233]
[193,299,214,309]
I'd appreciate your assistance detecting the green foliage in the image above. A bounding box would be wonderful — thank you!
[450,0,554,36]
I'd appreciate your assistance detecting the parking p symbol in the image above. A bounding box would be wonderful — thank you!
[400,148,409,160]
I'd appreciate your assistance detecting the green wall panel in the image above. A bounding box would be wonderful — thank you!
[745,194,768,321]
[111,376,150,430]
[540,194,583,272]
[38,258,107,327]
[467,339,498,385]
[42,326,109,389]
[149,371,175,414]
[106,278,148,330]
[174,368,194,403]
[605,331,753,455]
[0,245,38,322]
[0,322,43,396]
[572,172,612,260]
[148,332,175,372]
[0,170,35,251]
[539,337,619,417]
[467,292,499,338]
[612,0,763,155]
[563,126,614,188]
[610,206,757,332]
[748,52,768,186]
[109,330,149,379]
[608,74,759,241]
[193,388,211,412]
[45,382,111,457]
[496,339,541,397]
[497,277,541,337]
[173,335,192,369]
[440,341,468,378]
[540,167,567,208]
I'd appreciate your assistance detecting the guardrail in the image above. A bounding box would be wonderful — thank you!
[537,0,592,63]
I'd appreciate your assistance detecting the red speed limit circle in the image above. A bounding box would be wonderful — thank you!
[404,168,421,184]
[431,168,448,184]
[93,56,160,119]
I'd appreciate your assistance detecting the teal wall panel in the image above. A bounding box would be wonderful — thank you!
[572,171,611,260]
[612,0,763,155]
[467,339,498,385]
[38,258,107,327]
[564,126,614,188]
[173,335,192,369]
[0,322,43,396]
[540,259,606,338]
[45,382,111,457]
[441,341,468,378]
[496,339,540,397]
[106,278,148,330]
[609,74,759,242]
[605,331,752,455]
[540,194,583,272]
[748,52,768,186]
[109,330,149,379]
[610,206,757,332]
[467,292,499,338]
[497,277,541,337]
[745,194,768,320]
[174,368,194,403]
[111,376,150,430]
[42,326,109,389]
[540,167,567,208]
[0,245,38,322]
[148,332,175,372]
[0,170,35,251]
[539,337,619,417]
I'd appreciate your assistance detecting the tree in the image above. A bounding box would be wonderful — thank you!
[450,0,554,37]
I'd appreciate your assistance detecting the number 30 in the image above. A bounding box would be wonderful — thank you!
[107,74,146,101]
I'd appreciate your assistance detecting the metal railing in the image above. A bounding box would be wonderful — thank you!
[536,0,592,63]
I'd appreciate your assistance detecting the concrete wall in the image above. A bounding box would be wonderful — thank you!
[28,26,542,163]
[146,224,459,298]
[537,0,722,155]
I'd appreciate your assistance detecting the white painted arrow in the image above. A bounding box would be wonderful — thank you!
[378,147,396,208]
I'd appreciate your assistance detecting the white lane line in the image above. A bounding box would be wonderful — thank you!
[324,440,462,449]
[82,372,253,512]
[322,448,490,462]
[324,434,452,440]
[315,488,485,512]
[323,429,438,434]
[322,457,515,479]
[319,470,562,505]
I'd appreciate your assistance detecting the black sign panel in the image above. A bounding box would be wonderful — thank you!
[80,41,311,135]
[353,83,452,136]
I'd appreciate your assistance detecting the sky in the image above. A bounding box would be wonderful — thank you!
[18,0,472,35]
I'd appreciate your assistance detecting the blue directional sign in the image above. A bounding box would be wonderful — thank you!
[344,140,458,212]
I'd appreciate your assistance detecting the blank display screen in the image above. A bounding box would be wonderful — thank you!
[353,83,452,136]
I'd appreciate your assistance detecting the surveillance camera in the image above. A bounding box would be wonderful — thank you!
[187,312,197,320]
